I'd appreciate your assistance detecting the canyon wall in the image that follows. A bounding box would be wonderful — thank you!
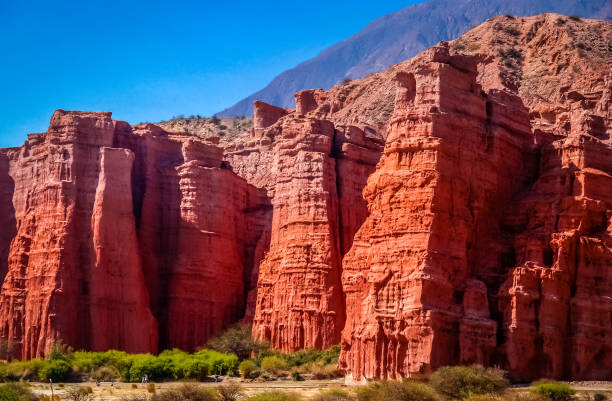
[0,12,609,382]
[0,111,269,358]
[338,13,612,382]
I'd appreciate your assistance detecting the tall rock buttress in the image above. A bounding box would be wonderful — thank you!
[90,147,158,353]
[0,111,270,357]
[339,45,535,381]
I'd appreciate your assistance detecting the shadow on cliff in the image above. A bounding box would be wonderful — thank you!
[0,152,16,285]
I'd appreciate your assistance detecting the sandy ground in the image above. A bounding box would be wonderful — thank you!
[28,379,612,400]
[30,378,348,399]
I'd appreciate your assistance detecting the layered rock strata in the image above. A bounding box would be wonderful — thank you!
[339,13,612,382]
[0,111,269,358]
[339,45,535,381]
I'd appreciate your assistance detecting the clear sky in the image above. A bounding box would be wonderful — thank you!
[0,1,424,148]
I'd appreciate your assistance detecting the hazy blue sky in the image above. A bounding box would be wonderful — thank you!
[0,1,423,147]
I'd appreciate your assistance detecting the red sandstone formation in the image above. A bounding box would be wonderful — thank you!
[339,14,612,382]
[90,147,158,353]
[0,111,268,358]
[0,12,609,383]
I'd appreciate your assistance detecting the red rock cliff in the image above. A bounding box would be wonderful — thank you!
[339,14,612,382]
[0,111,269,358]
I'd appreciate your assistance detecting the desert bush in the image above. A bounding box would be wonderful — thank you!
[147,383,156,394]
[239,360,259,379]
[217,382,243,401]
[66,387,94,401]
[507,392,547,401]
[46,342,73,362]
[313,389,355,401]
[0,382,38,401]
[39,395,60,401]
[429,365,508,400]
[531,382,575,401]
[39,360,72,382]
[291,370,303,381]
[465,395,508,401]
[357,380,439,401]
[247,391,302,401]
[593,394,607,401]
[569,16,581,22]
[151,384,217,401]
[285,346,341,367]
[260,356,288,375]
[304,362,341,380]
[207,324,264,360]
[92,366,120,381]
[2,360,46,381]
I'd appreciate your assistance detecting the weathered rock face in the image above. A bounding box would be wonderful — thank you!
[339,14,612,382]
[0,150,15,283]
[0,12,609,383]
[166,139,269,350]
[90,147,158,353]
[339,45,535,381]
[251,117,345,351]
[247,100,383,352]
[0,111,118,358]
[0,111,270,358]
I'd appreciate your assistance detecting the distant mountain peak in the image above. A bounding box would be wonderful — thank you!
[216,0,611,117]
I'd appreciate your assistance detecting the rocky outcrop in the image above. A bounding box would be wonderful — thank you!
[166,139,269,350]
[247,98,383,351]
[251,116,345,351]
[90,147,158,353]
[339,45,535,381]
[0,111,270,358]
[0,111,118,358]
[339,14,612,382]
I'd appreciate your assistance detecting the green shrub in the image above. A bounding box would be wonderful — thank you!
[125,354,173,382]
[193,349,239,376]
[239,360,259,379]
[0,382,38,401]
[46,342,73,362]
[207,324,264,360]
[260,356,288,375]
[285,346,341,367]
[4,360,46,381]
[217,382,243,401]
[247,391,302,401]
[39,360,72,382]
[290,370,303,381]
[313,389,354,401]
[429,366,508,400]
[531,382,575,401]
[357,380,439,401]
